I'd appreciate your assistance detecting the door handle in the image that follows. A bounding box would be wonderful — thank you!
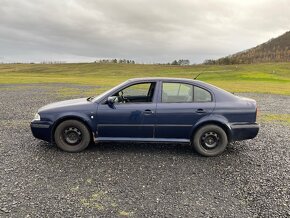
[195,108,206,114]
[143,109,154,115]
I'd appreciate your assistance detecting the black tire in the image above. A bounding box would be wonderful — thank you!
[193,124,228,157]
[54,120,91,152]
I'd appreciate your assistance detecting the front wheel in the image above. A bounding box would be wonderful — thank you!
[192,124,228,157]
[54,120,91,152]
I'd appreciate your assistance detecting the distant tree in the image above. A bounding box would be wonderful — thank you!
[171,60,178,65]
[170,59,190,65]
[203,59,216,65]
[185,60,190,65]
[180,59,190,65]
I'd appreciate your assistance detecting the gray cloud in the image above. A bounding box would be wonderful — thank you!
[0,0,289,63]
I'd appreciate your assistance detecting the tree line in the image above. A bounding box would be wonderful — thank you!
[170,59,190,65]
[95,59,135,64]
[94,59,191,65]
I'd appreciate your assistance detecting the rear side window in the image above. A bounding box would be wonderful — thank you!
[162,82,212,103]
[194,86,212,102]
[162,83,193,103]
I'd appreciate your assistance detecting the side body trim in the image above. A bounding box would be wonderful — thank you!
[96,137,190,143]
[98,124,192,127]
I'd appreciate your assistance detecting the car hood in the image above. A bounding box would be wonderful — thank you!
[38,98,92,112]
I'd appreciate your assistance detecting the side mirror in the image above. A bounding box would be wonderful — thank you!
[107,96,117,105]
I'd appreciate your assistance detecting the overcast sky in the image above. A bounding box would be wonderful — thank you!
[0,0,289,63]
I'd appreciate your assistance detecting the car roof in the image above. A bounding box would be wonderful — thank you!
[128,77,195,83]
[127,77,212,87]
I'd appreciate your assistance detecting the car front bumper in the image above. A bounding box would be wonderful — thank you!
[31,121,53,142]
[230,123,260,141]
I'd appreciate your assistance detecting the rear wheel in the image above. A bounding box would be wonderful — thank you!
[193,124,228,156]
[54,120,91,152]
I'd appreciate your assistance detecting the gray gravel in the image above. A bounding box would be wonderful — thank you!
[0,84,289,217]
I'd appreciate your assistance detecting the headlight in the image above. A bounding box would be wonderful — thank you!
[33,113,40,121]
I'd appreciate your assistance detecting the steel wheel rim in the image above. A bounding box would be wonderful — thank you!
[63,127,82,145]
[201,131,220,149]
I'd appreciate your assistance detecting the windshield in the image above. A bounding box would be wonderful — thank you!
[92,81,128,102]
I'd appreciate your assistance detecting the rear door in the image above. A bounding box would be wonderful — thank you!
[155,82,215,140]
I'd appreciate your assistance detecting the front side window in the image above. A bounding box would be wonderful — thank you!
[112,82,156,103]
[122,83,151,96]
[162,83,193,103]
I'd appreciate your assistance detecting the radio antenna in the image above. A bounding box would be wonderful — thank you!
[194,73,202,80]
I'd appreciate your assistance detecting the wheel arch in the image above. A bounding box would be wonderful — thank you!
[51,115,94,143]
[191,120,232,143]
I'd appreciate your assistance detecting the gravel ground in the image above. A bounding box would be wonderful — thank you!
[0,84,289,217]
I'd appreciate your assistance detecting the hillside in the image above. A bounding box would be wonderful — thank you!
[207,31,290,64]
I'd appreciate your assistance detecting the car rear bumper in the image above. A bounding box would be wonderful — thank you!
[30,121,53,142]
[230,123,259,141]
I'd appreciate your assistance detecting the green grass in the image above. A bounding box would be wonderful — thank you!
[0,62,290,95]
[259,114,290,125]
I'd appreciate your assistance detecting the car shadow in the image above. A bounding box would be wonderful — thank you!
[37,140,243,157]
[88,141,197,156]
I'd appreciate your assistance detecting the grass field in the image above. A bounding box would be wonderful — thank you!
[0,62,290,95]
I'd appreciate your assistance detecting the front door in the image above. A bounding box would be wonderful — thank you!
[155,82,215,139]
[97,82,157,139]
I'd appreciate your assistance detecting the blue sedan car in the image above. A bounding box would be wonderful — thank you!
[31,78,259,156]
